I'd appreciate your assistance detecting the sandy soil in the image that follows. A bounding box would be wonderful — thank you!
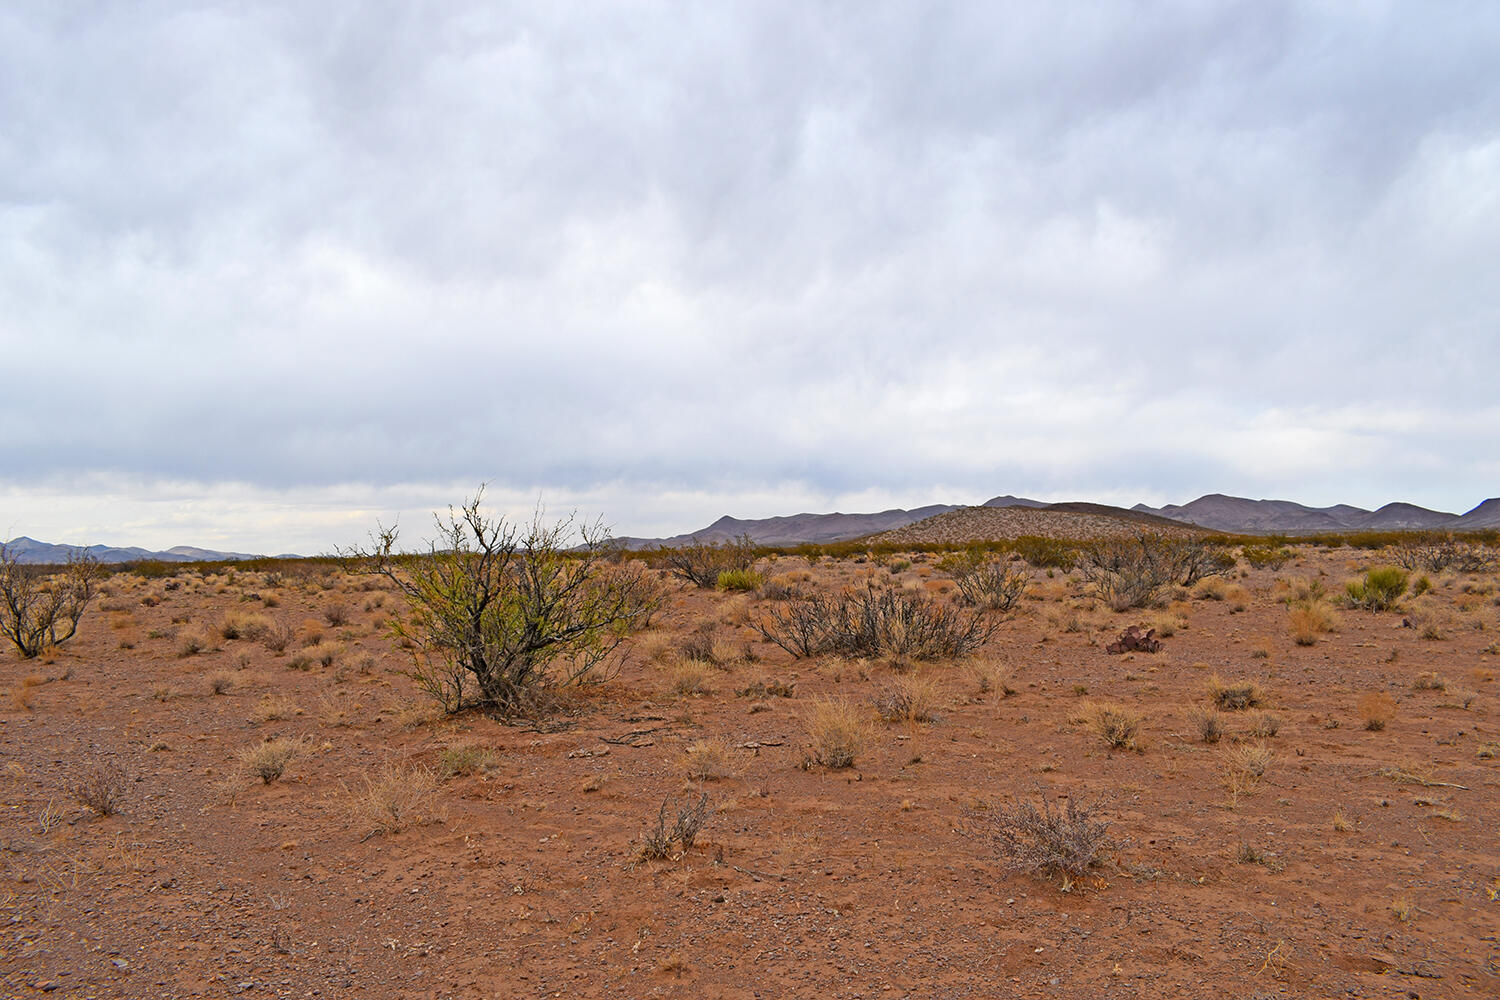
[2,546,1498,998]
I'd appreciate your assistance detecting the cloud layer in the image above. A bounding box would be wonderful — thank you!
[3,3,1497,550]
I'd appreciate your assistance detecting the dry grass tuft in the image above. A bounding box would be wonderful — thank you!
[1288,602,1339,645]
[1357,692,1397,731]
[1083,701,1142,751]
[345,762,442,836]
[802,698,872,769]
[175,627,214,658]
[240,738,300,784]
[1246,710,1282,738]
[961,659,1013,697]
[669,658,716,696]
[1186,706,1225,744]
[1411,671,1446,692]
[682,740,736,781]
[873,674,941,724]
[251,694,302,723]
[438,744,493,779]
[1206,674,1267,711]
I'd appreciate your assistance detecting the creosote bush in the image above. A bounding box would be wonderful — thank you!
[0,546,104,659]
[1345,567,1410,611]
[1390,533,1493,574]
[715,568,763,592]
[349,489,661,715]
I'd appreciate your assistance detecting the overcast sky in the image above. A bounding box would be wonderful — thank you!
[2,2,1498,553]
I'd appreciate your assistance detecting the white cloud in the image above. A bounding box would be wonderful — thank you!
[2,1,1497,548]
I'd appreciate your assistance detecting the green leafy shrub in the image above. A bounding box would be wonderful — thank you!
[1345,567,1410,611]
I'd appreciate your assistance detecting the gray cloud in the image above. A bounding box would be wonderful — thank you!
[2,2,1498,550]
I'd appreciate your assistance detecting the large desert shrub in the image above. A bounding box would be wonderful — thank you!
[1389,533,1492,574]
[351,491,661,714]
[1075,534,1177,611]
[657,534,757,589]
[0,545,104,658]
[755,581,998,661]
[941,550,1029,612]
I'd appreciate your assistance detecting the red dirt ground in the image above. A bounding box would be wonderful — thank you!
[2,547,1498,998]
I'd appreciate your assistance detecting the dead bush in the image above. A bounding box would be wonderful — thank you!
[756,581,998,661]
[638,793,711,860]
[964,793,1114,886]
[72,761,128,816]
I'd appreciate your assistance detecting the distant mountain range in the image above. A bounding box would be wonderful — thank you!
[7,493,1496,563]
[0,536,287,565]
[617,492,1500,548]
[1130,494,1500,534]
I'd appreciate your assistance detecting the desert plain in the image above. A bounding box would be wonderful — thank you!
[2,529,1498,999]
